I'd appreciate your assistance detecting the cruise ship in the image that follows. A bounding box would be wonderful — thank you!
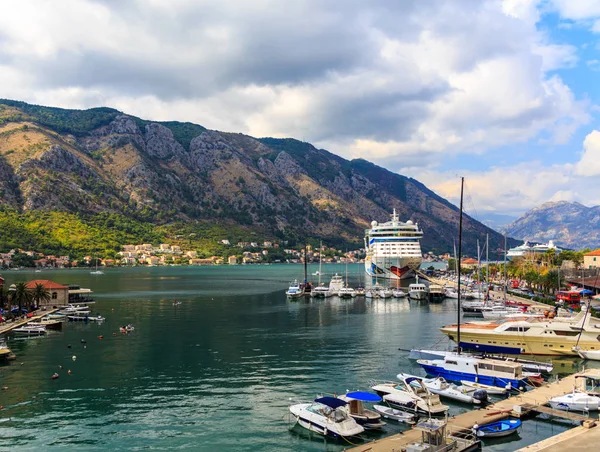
[364,209,423,280]
[506,240,562,260]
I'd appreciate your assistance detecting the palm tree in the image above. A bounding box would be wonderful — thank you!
[30,283,50,310]
[11,282,32,316]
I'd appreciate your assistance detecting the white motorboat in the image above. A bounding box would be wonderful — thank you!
[328,274,344,296]
[577,349,600,361]
[372,405,416,424]
[459,380,509,395]
[408,277,428,300]
[392,288,406,298]
[68,315,91,321]
[286,280,305,299]
[355,286,366,296]
[338,286,357,298]
[371,382,449,416]
[481,305,524,320]
[379,287,393,298]
[549,391,600,412]
[289,396,364,438]
[27,319,62,330]
[13,325,46,336]
[397,373,488,405]
[444,287,459,299]
[338,392,386,430]
[311,285,333,298]
[88,315,105,322]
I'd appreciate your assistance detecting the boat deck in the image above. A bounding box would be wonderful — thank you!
[346,369,600,452]
[0,308,59,335]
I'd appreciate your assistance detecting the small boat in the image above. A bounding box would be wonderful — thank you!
[408,277,428,300]
[286,280,305,299]
[444,287,459,299]
[392,288,406,298]
[0,343,15,361]
[459,380,508,395]
[372,381,449,416]
[549,391,600,411]
[329,274,344,296]
[355,286,366,296]
[67,315,90,322]
[27,319,63,330]
[475,419,521,438]
[88,315,105,322]
[13,326,46,336]
[338,392,386,430]
[378,287,393,298]
[428,284,446,303]
[46,313,67,320]
[338,286,357,298]
[289,396,364,438]
[576,348,600,361]
[397,373,488,404]
[372,404,416,423]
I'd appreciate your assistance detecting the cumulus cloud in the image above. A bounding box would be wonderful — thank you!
[0,0,589,159]
[575,130,600,177]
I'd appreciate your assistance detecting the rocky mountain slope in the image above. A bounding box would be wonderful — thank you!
[504,201,600,250]
[0,99,515,254]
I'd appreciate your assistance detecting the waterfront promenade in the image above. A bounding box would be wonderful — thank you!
[347,369,600,452]
[0,308,58,335]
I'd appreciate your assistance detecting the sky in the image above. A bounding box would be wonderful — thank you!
[1,0,600,227]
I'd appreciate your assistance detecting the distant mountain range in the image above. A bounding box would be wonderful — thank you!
[0,99,516,255]
[504,201,600,250]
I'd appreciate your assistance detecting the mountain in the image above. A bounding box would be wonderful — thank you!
[0,99,515,256]
[504,201,600,250]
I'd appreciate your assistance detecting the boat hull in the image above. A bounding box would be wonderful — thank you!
[364,257,420,280]
[418,363,527,390]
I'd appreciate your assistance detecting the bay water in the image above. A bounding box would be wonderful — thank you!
[0,265,581,451]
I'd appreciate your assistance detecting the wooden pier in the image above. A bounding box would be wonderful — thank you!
[346,369,600,452]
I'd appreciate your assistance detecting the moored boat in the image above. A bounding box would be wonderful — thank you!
[397,373,488,404]
[289,396,364,438]
[475,419,521,438]
[371,381,449,416]
[286,280,305,299]
[428,284,446,303]
[409,279,428,301]
[338,392,386,430]
[372,404,416,423]
[13,325,46,336]
[459,380,508,395]
[549,391,600,411]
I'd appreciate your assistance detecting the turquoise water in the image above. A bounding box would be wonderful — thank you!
[0,265,580,451]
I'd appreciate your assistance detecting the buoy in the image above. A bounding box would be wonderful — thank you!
[113,333,117,336]
[84,345,86,349]
[72,355,77,361]
[59,365,63,369]
[51,373,59,380]
[98,335,103,339]
[68,369,72,375]
[2,387,8,391]
[81,339,86,344]
[67,344,72,349]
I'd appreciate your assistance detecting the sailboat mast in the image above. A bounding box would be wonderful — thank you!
[457,177,464,354]
[318,241,322,286]
[486,234,489,299]
[304,244,308,285]
[503,234,507,302]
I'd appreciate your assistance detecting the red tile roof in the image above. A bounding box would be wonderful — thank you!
[25,280,68,289]
[462,258,478,264]
[585,249,600,256]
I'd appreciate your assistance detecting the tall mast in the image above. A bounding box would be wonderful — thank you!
[503,234,507,302]
[486,234,489,299]
[457,177,464,354]
[318,240,322,286]
[304,243,308,286]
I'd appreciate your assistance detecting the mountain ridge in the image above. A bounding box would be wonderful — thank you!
[0,99,517,255]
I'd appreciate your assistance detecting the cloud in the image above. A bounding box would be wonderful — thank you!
[548,0,600,32]
[0,0,588,158]
[575,130,600,177]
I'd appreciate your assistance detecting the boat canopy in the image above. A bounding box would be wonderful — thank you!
[315,396,347,409]
[405,377,423,385]
[345,391,382,402]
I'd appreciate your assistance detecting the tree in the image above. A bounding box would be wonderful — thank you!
[0,286,9,312]
[11,282,31,315]
[30,283,50,309]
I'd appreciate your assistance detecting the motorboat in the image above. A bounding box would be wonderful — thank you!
[392,288,406,298]
[371,382,449,416]
[481,305,525,320]
[417,354,529,391]
[428,284,446,303]
[0,343,15,361]
[27,319,62,330]
[408,418,481,452]
[409,349,553,374]
[355,286,366,296]
[408,277,428,300]
[12,325,46,336]
[311,284,333,298]
[67,315,91,322]
[289,396,364,438]
[577,349,600,361]
[286,280,305,299]
[397,373,488,404]
[328,274,344,296]
[338,392,386,430]
[338,286,357,298]
[444,287,459,299]
[88,315,105,322]
[372,405,416,424]
[549,391,600,411]
[475,419,521,438]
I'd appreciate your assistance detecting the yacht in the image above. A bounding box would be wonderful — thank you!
[286,280,305,299]
[311,285,333,298]
[444,287,459,299]
[371,381,449,416]
[392,288,407,298]
[364,209,423,280]
[417,354,529,390]
[428,284,445,303]
[440,305,600,356]
[338,286,357,298]
[289,396,364,438]
[328,274,344,296]
[409,277,428,300]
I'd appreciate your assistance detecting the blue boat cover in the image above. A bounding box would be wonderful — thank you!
[345,391,382,402]
[405,377,422,385]
[315,396,347,409]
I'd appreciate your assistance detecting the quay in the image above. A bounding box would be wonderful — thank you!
[346,369,600,452]
[0,308,59,335]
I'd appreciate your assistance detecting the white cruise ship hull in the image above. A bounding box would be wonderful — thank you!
[365,256,421,280]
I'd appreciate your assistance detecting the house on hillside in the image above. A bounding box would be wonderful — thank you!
[584,250,600,269]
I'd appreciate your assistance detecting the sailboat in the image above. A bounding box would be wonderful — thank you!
[311,242,332,298]
[338,255,356,298]
[415,178,529,390]
[90,256,104,275]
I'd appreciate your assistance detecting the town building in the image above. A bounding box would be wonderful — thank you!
[25,280,69,306]
[584,250,600,269]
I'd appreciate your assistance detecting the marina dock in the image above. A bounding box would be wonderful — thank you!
[346,369,600,452]
[0,308,59,335]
